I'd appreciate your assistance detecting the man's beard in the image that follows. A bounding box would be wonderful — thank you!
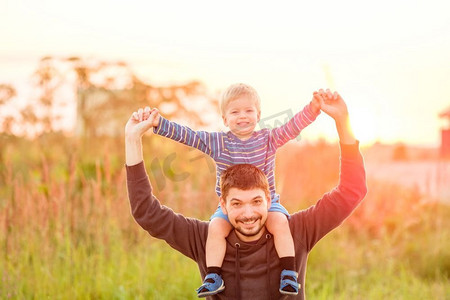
[235,216,265,237]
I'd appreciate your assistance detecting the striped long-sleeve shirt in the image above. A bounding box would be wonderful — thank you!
[153,103,319,199]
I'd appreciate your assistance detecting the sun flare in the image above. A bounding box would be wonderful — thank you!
[351,110,378,146]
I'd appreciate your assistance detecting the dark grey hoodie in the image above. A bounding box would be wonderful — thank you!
[126,142,367,299]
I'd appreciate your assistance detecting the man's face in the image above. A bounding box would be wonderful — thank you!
[220,187,270,242]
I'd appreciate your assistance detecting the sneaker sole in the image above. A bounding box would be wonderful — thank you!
[198,283,225,297]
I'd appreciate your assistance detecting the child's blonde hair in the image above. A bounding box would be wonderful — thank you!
[220,83,261,115]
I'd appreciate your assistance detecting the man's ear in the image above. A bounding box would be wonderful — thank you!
[266,194,271,210]
[220,197,228,215]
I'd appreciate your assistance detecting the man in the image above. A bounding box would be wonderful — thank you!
[125,89,367,299]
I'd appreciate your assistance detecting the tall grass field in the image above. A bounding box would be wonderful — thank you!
[1,134,449,299]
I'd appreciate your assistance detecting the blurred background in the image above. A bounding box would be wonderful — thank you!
[1,0,449,299]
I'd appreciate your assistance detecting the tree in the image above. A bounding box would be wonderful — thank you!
[0,84,16,135]
[27,56,216,138]
[392,143,408,161]
[0,84,17,175]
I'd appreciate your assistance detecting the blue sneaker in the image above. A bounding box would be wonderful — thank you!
[196,273,225,298]
[279,269,300,295]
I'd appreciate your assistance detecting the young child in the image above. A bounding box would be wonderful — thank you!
[142,83,320,297]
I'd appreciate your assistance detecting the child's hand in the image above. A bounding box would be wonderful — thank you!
[310,95,321,114]
[132,106,160,127]
[313,89,348,121]
[125,108,159,140]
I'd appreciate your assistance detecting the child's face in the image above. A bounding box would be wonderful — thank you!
[222,96,260,140]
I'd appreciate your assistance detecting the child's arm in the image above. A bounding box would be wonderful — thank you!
[268,97,321,149]
[143,106,223,159]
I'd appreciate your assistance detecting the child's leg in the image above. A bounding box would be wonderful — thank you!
[197,217,232,297]
[266,211,295,258]
[266,211,299,295]
[206,217,232,270]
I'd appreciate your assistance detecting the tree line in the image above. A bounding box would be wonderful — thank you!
[0,56,217,138]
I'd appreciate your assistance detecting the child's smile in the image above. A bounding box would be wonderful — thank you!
[222,96,260,140]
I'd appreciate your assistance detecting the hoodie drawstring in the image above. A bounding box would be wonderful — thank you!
[235,234,272,300]
[235,243,241,300]
[266,234,272,300]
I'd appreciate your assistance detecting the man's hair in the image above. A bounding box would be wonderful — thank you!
[220,164,270,201]
[220,83,261,115]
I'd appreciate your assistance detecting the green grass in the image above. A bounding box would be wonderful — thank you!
[1,135,449,299]
[306,230,450,299]
[2,235,200,299]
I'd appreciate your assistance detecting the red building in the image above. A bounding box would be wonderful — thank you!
[439,108,450,158]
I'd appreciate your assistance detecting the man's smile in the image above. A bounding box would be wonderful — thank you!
[241,219,257,226]
[237,217,260,229]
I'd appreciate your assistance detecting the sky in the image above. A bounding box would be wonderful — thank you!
[1,0,450,146]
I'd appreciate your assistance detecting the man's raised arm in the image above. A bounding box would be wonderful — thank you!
[124,108,208,260]
[292,90,367,250]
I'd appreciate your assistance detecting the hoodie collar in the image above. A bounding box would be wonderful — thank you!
[227,228,274,300]
[226,228,271,249]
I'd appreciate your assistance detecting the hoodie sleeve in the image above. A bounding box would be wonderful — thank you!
[291,142,367,251]
[126,161,208,261]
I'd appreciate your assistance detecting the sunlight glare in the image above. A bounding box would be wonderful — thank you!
[351,109,378,146]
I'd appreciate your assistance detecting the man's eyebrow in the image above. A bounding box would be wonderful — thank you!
[230,196,263,202]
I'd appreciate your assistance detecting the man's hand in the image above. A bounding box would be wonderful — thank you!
[125,107,160,140]
[313,89,355,144]
[125,107,160,166]
[313,89,348,122]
